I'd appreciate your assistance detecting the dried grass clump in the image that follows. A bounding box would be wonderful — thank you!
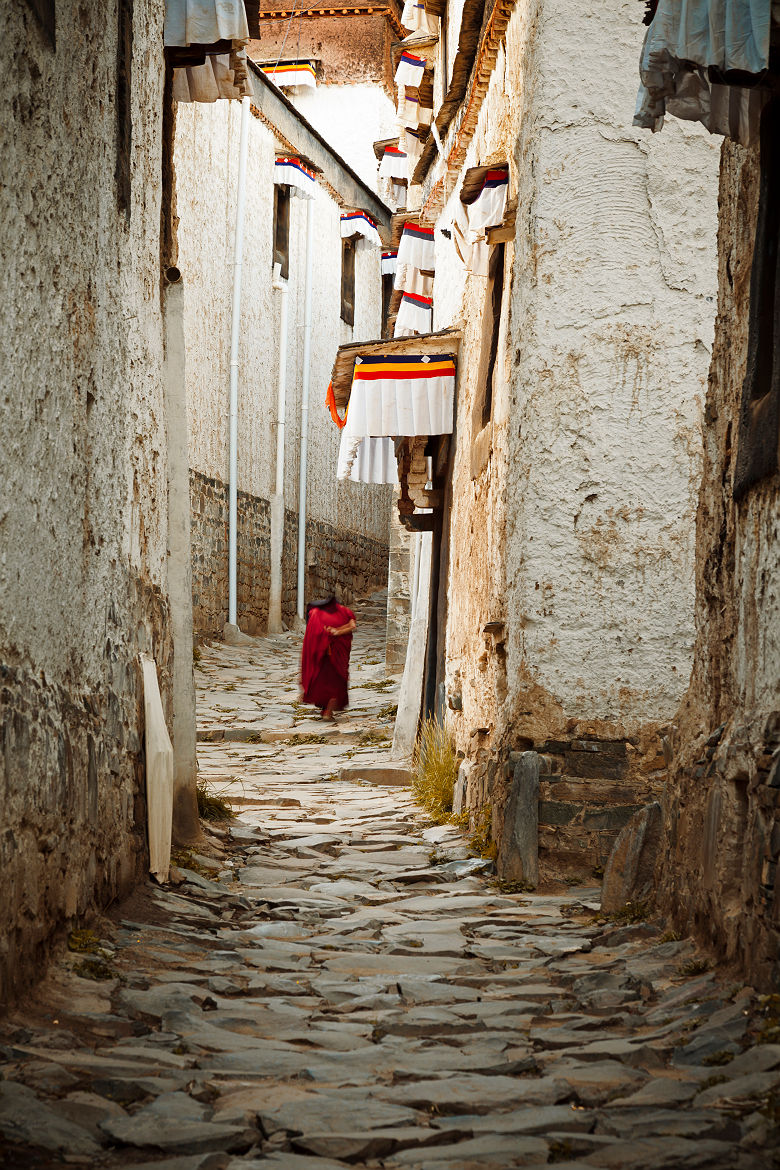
[196,780,235,821]
[412,716,458,823]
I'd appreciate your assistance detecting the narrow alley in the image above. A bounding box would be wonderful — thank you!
[1,599,778,1169]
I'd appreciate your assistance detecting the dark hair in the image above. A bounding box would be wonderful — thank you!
[306,595,337,619]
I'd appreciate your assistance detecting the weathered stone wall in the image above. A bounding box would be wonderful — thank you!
[190,470,389,639]
[421,0,720,876]
[0,3,171,1003]
[657,142,780,987]
[174,99,391,635]
[385,498,414,674]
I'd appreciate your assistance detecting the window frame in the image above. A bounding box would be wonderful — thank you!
[475,241,506,430]
[273,183,291,280]
[341,236,356,327]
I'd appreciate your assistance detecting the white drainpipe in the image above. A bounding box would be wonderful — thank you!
[268,262,288,634]
[296,196,315,620]
[227,94,251,629]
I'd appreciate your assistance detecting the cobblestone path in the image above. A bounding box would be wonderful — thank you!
[1,598,779,1168]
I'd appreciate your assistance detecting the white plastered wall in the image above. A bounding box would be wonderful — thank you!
[434,0,720,743]
[173,99,388,542]
[289,84,397,193]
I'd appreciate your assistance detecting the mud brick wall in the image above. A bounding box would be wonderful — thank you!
[190,471,388,639]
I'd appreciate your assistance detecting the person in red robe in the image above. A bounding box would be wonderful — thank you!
[300,596,357,720]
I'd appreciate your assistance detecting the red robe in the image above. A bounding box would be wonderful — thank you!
[301,602,355,712]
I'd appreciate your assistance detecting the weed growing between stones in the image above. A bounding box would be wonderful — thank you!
[171,848,220,878]
[411,716,458,823]
[659,928,683,943]
[196,780,236,821]
[360,678,395,693]
[288,733,329,745]
[378,703,399,719]
[599,900,651,926]
[468,804,497,861]
[360,729,391,745]
[678,956,711,977]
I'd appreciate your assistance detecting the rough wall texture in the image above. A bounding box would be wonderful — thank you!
[248,13,396,89]
[0,2,171,1003]
[386,499,414,674]
[190,470,389,638]
[424,0,720,875]
[174,100,390,635]
[657,142,780,987]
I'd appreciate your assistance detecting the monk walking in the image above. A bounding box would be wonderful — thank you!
[300,596,357,720]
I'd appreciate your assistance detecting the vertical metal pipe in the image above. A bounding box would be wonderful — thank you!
[228,95,251,628]
[296,196,315,620]
[268,262,288,634]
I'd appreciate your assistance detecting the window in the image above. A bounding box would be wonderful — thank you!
[381,273,393,337]
[341,238,356,326]
[734,96,780,498]
[475,242,505,429]
[273,185,290,280]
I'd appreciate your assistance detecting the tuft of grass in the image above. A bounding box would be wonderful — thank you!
[601,900,651,926]
[450,809,470,830]
[288,733,329,745]
[378,703,399,720]
[193,644,202,665]
[411,716,458,823]
[659,928,683,944]
[171,847,221,877]
[68,929,103,955]
[702,1049,735,1067]
[72,957,116,981]
[196,781,236,822]
[468,804,496,861]
[361,679,395,693]
[677,957,711,978]
[360,729,391,746]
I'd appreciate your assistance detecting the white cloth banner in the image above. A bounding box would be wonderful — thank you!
[397,92,433,128]
[262,62,317,88]
[344,357,455,436]
[340,212,382,247]
[394,292,433,336]
[274,157,316,199]
[165,0,248,46]
[465,170,509,234]
[337,434,398,483]
[379,147,408,180]
[394,263,434,297]
[395,51,426,88]
[397,222,435,271]
[382,251,398,275]
[173,51,254,101]
[401,0,440,35]
[402,129,425,172]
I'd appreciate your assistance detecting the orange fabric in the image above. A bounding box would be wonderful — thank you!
[326,382,347,429]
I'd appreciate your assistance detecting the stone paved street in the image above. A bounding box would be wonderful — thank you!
[1,599,779,1169]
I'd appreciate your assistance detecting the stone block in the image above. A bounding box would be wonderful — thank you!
[601,801,663,913]
[497,751,539,887]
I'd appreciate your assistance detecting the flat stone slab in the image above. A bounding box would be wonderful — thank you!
[339,764,412,786]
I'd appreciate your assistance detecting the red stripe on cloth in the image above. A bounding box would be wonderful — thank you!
[353,367,454,381]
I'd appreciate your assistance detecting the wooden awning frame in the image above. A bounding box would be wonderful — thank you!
[328,327,462,409]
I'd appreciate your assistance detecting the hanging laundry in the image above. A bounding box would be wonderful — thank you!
[397,222,435,272]
[379,145,409,181]
[344,354,455,436]
[462,168,509,234]
[395,51,427,88]
[382,251,398,275]
[337,435,398,483]
[262,61,317,88]
[274,156,316,199]
[394,264,434,298]
[401,0,440,36]
[397,92,433,129]
[394,291,433,336]
[340,212,382,248]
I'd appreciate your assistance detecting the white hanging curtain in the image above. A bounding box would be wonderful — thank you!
[397,222,435,272]
[263,62,317,88]
[164,0,249,46]
[379,145,409,181]
[394,292,433,336]
[172,51,253,101]
[337,435,399,483]
[401,0,440,36]
[462,167,509,235]
[344,354,455,437]
[381,251,398,275]
[340,212,382,247]
[274,157,316,199]
[395,51,427,88]
[394,264,434,297]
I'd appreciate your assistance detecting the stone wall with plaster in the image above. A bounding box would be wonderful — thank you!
[421,0,720,876]
[173,99,390,637]
[656,142,780,987]
[0,3,172,1002]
